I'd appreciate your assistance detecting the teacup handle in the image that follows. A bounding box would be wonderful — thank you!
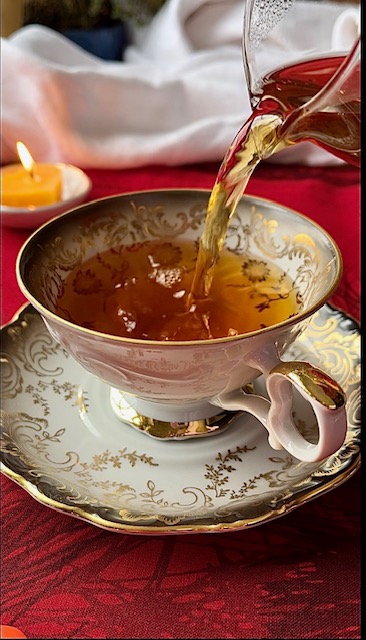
[213,361,347,462]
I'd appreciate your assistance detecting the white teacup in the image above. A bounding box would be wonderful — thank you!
[16,190,347,462]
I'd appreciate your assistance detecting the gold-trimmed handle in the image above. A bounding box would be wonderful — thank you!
[266,361,347,462]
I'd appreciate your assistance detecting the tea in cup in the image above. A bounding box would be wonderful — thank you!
[16,189,346,462]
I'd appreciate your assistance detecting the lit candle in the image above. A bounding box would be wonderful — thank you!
[1,142,62,207]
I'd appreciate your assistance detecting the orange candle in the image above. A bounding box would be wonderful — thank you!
[1,142,62,207]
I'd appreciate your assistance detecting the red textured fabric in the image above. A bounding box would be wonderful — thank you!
[0,162,361,639]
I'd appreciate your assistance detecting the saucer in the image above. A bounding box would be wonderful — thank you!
[0,164,92,229]
[1,303,360,535]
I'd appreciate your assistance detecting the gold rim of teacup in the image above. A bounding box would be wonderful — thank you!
[15,189,343,346]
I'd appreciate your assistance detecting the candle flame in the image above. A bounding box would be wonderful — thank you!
[16,141,35,177]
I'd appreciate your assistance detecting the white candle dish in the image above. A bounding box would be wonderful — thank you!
[1,163,92,229]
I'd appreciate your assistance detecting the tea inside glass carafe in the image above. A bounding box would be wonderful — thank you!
[265,37,360,166]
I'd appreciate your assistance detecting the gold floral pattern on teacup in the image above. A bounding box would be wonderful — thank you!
[23,197,323,317]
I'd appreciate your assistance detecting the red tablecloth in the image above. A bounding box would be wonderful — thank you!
[1,162,360,639]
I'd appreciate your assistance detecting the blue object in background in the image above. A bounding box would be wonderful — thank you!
[63,21,130,60]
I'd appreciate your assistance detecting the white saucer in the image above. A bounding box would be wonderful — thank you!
[1,163,92,229]
[0,303,360,535]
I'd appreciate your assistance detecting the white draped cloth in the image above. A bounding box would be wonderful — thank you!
[0,0,360,168]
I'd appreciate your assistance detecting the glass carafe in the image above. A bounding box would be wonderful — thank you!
[242,0,361,166]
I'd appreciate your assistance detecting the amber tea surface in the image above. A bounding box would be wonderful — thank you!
[55,239,300,341]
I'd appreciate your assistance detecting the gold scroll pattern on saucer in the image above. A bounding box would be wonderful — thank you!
[0,304,361,532]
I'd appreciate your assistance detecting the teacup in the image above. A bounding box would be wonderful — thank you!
[16,189,347,462]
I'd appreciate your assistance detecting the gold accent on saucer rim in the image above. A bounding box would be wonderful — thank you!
[1,456,360,534]
[1,302,361,535]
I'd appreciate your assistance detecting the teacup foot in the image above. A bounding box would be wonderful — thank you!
[109,387,253,440]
